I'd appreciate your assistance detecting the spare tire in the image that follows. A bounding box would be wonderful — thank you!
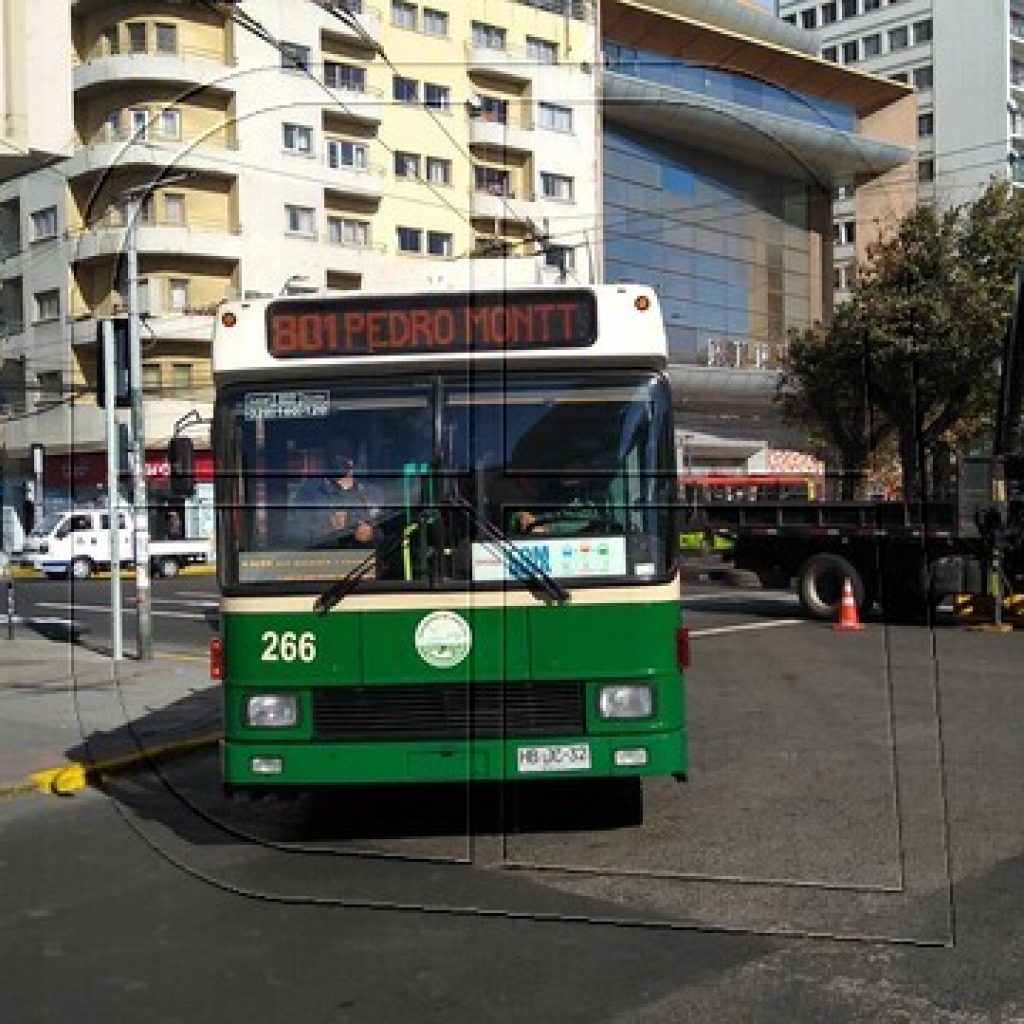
[797,553,865,621]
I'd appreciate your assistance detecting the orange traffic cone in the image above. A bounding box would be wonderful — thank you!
[834,577,864,632]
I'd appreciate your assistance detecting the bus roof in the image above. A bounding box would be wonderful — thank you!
[212,283,667,379]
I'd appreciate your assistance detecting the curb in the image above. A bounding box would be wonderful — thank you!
[8,565,216,580]
[0,730,222,801]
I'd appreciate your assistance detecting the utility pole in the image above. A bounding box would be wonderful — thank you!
[102,319,123,661]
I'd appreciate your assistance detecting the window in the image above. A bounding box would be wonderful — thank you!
[842,220,856,245]
[841,0,858,16]
[163,193,185,225]
[917,112,934,137]
[324,61,365,91]
[31,206,58,241]
[130,108,149,139]
[142,363,162,393]
[327,138,368,169]
[479,95,508,123]
[172,363,193,391]
[842,40,859,63]
[426,156,452,185]
[423,8,448,35]
[391,0,417,29]
[393,76,419,103]
[155,23,177,53]
[427,231,452,256]
[280,42,310,71]
[127,22,147,53]
[863,33,881,57]
[285,204,316,235]
[888,26,908,50]
[538,101,572,132]
[395,151,420,179]
[168,278,189,310]
[822,45,838,62]
[890,71,908,83]
[526,36,558,64]
[104,111,121,140]
[540,171,573,202]
[918,158,935,183]
[801,9,817,29]
[834,183,854,201]
[475,166,511,195]
[103,25,120,55]
[328,217,370,246]
[158,108,181,138]
[864,0,880,9]
[543,246,574,273]
[424,83,450,110]
[37,370,62,402]
[283,123,313,153]
[472,21,506,50]
[396,226,422,252]
[912,65,933,90]
[913,19,932,44]
[34,289,60,323]
[820,3,837,26]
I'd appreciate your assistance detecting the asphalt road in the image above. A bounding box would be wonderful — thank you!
[3,583,1024,1020]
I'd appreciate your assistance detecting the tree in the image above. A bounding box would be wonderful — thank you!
[779,180,1024,499]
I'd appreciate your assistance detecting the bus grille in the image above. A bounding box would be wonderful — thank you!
[311,682,586,741]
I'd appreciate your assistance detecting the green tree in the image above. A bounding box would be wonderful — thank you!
[779,180,1024,499]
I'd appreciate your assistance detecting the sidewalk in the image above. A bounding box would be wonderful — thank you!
[0,623,219,798]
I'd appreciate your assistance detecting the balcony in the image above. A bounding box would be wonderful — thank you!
[470,186,535,221]
[73,48,236,94]
[321,2,383,47]
[67,217,243,265]
[64,130,239,180]
[469,112,534,153]
[323,237,385,276]
[465,42,534,84]
[324,161,386,200]
[70,310,219,347]
[321,85,385,124]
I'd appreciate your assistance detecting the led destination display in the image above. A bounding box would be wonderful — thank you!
[266,290,598,359]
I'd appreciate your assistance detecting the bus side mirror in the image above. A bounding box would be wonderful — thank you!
[169,437,195,497]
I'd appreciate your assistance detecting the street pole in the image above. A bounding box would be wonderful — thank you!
[102,319,123,662]
[125,196,152,659]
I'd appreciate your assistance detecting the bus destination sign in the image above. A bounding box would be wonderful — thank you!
[265,290,598,359]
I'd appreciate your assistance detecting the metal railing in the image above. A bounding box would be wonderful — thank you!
[77,39,235,66]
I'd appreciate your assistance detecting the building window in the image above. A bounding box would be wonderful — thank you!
[327,138,368,169]
[423,8,448,36]
[472,21,506,50]
[864,0,880,10]
[280,41,310,72]
[426,156,452,185]
[820,3,837,26]
[394,151,420,179]
[475,166,511,195]
[841,0,858,17]
[285,204,316,236]
[863,33,881,57]
[103,25,120,55]
[842,40,859,63]
[328,217,370,246]
[163,193,185,225]
[822,45,838,62]
[37,370,62,402]
[142,363,162,393]
[396,226,422,253]
[155,23,177,53]
[172,363,193,392]
[127,22,147,53]
[538,101,573,133]
[918,158,935,183]
[130,108,149,139]
[526,36,558,64]
[391,0,417,30]
[103,111,121,140]
[917,112,934,137]
[543,246,574,273]
[158,108,181,138]
[393,76,419,103]
[912,65,933,90]
[424,83,450,110]
[540,171,574,202]
[913,19,932,44]
[283,122,313,153]
[801,9,817,29]
[427,231,452,256]
[31,206,58,241]
[168,278,189,309]
[326,62,365,92]
[834,182,855,201]
[479,95,508,123]
[890,71,908,83]
[888,26,908,50]
[34,289,60,323]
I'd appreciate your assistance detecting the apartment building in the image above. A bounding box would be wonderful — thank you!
[779,0,1023,300]
[0,0,598,515]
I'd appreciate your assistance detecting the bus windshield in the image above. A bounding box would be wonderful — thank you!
[217,370,675,591]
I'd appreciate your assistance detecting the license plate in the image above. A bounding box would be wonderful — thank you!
[516,743,591,774]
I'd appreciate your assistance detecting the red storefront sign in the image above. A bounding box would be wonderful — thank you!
[44,450,214,487]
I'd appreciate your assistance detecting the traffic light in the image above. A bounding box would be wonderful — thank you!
[95,317,131,409]
[168,436,195,497]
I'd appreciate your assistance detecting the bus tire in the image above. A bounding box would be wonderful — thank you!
[157,556,180,578]
[70,557,94,581]
[797,553,864,621]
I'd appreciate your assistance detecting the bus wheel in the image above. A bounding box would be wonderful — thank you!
[70,557,94,581]
[798,553,864,621]
[158,557,180,578]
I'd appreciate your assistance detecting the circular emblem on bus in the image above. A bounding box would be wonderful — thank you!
[414,611,472,669]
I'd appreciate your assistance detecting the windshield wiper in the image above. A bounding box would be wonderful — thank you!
[447,493,569,606]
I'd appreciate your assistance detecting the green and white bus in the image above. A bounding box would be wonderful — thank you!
[195,284,688,796]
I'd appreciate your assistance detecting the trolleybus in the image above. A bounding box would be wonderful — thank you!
[186,284,688,796]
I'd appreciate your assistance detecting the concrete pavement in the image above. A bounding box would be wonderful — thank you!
[0,622,218,798]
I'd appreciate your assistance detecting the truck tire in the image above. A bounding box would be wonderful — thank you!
[70,557,93,580]
[157,556,180,578]
[797,553,865,621]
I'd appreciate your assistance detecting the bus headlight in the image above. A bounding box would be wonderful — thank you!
[245,694,298,728]
[598,684,653,719]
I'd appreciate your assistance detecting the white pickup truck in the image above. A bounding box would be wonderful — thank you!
[21,507,214,579]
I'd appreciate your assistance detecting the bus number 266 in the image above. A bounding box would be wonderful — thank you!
[261,630,317,663]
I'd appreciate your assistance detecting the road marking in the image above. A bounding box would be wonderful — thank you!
[174,591,218,600]
[690,618,807,638]
[152,598,219,609]
[3,614,78,628]
[33,601,211,622]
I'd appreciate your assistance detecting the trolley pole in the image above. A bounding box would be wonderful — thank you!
[125,194,152,659]
[102,319,123,661]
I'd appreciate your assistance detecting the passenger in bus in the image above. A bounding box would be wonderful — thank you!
[290,440,381,547]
